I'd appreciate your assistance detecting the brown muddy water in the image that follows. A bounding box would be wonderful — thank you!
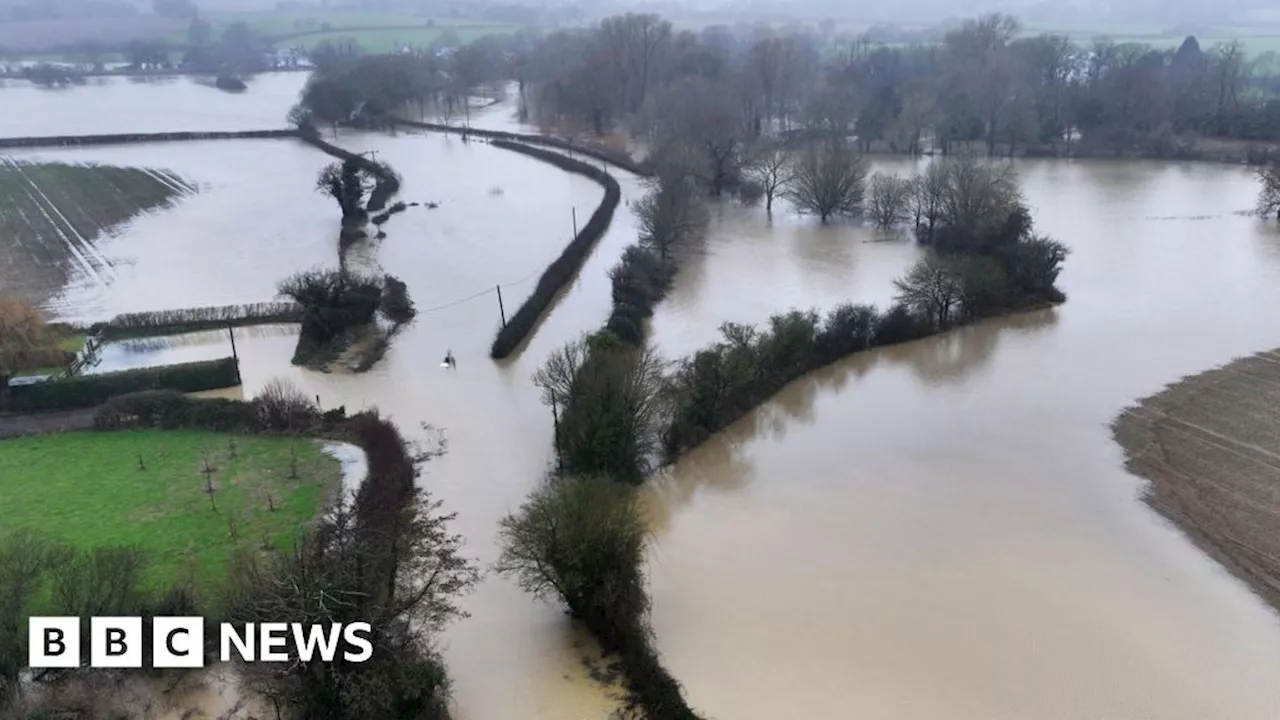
[8,81,1280,718]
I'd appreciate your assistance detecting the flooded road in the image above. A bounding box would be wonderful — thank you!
[13,79,1280,718]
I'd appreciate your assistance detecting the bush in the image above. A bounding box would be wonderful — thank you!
[490,141,622,359]
[380,275,416,326]
[9,358,240,412]
[278,269,383,366]
[255,378,321,432]
[872,302,929,346]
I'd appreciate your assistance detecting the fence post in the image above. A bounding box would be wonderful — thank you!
[496,285,507,328]
[572,206,578,237]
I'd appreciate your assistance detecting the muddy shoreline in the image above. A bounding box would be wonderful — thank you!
[1113,348,1280,613]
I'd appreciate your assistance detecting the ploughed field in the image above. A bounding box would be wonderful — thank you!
[0,158,193,305]
[1113,348,1280,612]
[0,429,341,599]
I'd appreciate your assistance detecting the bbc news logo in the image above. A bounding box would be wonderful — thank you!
[29,618,373,668]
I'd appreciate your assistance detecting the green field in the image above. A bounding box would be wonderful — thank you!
[0,429,342,597]
[279,23,516,52]
[0,159,192,305]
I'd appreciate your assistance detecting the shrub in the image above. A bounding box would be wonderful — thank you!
[9,358,240,412]
[380,275,416,326]
[872,303,929,346]
[814,303,879,364]
[254,378,320,432]
[278,269,382,366]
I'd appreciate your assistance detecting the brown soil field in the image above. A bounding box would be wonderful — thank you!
[1113,348,1280,612]
[0,158,194,305]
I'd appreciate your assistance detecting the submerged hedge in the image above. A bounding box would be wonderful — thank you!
[7,357,241,412]
[489,140,623,359]
[93,302,303,340]
[392,116,651,177]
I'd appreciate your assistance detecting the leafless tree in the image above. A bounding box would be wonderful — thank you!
[784,138,867,223]
[893,255,965,329]
[866,172,914,229]
[633,175,708,259]
[1257,164,1280,219]
[909,162,948,238]
[0,298,56,392]
[744,140,794,214]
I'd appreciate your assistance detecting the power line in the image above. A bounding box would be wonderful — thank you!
[415,267,541,315]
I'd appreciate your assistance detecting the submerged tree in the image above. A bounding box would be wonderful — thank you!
[278,269,383,365]
[316,158,374,225]
[866,172,914,229]
[784,139,867,223]
[743,140,794,215]
[1257,163,1280,219]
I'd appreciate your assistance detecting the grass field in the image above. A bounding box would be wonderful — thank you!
[0,429,342,598]
[279,23,516,52]
[0,158,194,305]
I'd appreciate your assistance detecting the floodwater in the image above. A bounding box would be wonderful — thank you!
[10,81,1280,719]
[0,71,308,136]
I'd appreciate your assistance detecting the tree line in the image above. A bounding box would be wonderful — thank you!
[484,12,1280,162]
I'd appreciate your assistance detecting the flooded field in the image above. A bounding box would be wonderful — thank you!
[0,157,193,306]
[6,79,1280,719]
[0,71,307,136]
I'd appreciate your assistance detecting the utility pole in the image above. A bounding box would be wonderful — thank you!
[496,285,507,327]
[551,397,563,474]
[572,206,578,237]
[227,325,242,384]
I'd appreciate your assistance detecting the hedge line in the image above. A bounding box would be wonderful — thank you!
[489,140,623,359]
[91,302,303,340]
[391,116,652,177]
[7,357,240,412]
[298,131,402,212]
[0,130,297,149]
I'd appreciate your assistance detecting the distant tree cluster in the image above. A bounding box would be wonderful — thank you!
[500,11,1280,162]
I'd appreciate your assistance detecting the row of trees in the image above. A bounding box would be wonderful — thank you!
[490,12,1280,162]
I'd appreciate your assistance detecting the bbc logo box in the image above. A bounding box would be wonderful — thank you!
[30,617,373,668]
[29,617,204,669]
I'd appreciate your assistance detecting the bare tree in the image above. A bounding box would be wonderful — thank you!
[744,140,793,214]
[1257,164,1280,219]
[866,172,913,229]
[784,138,867,223]
[909,162,948,238]
[633,175,708,260]
[893,255,964,329]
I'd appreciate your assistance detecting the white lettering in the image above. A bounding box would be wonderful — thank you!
[291,624,343,662]
[259,623,289,662]
[342,622,373,663]
[220,623,255,662]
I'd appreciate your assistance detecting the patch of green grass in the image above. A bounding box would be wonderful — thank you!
[0,429,343,599]
[280,24,515,52]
